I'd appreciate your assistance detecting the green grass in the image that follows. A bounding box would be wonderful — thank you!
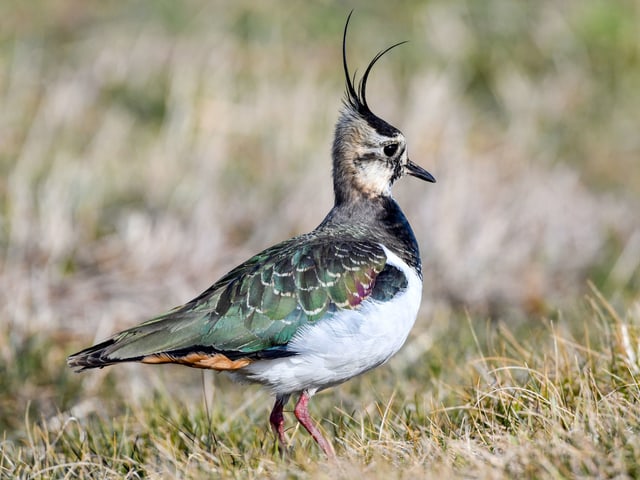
[2,1,640,478]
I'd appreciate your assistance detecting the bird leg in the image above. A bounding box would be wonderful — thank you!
[269,394,289,454]
[294,390,336,458]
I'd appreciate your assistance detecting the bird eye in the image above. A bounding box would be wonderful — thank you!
[383,143,398,157]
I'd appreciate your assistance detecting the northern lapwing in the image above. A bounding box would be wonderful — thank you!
[68,12,436,458]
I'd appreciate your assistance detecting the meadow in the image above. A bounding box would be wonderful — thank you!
[1,1,639,478]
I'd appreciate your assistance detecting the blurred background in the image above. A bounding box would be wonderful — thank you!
[1,0,639,437]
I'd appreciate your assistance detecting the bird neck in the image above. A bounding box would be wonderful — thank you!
[317,195,422,278]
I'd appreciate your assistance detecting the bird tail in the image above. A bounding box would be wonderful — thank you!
[66,311,204,372]
[66,314,257,373]
[67,337,135,371]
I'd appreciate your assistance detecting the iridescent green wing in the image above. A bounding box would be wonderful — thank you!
[74,237,408,367]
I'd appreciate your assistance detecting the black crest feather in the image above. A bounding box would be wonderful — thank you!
[342,11,407,118]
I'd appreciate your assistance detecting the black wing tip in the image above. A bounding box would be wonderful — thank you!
[67,338,123,372]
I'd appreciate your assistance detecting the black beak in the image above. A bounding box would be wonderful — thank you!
[406,160,436,183]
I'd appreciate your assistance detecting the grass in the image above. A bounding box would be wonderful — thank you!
[1,1,640,478]
[3,290,640,478]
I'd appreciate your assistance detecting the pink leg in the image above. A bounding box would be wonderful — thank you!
[294,390,336,458]
[269,395,289,452]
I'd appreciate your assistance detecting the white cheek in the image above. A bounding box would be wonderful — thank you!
[356,162,392,194]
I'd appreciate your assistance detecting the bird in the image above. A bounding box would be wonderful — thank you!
[67,12,435,458]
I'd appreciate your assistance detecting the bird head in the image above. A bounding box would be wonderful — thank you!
[332,13,435,205]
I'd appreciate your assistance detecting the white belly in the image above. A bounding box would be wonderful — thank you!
[236,247,422,396]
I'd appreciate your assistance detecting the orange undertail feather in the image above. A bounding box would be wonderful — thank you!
[140,352,253,370]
